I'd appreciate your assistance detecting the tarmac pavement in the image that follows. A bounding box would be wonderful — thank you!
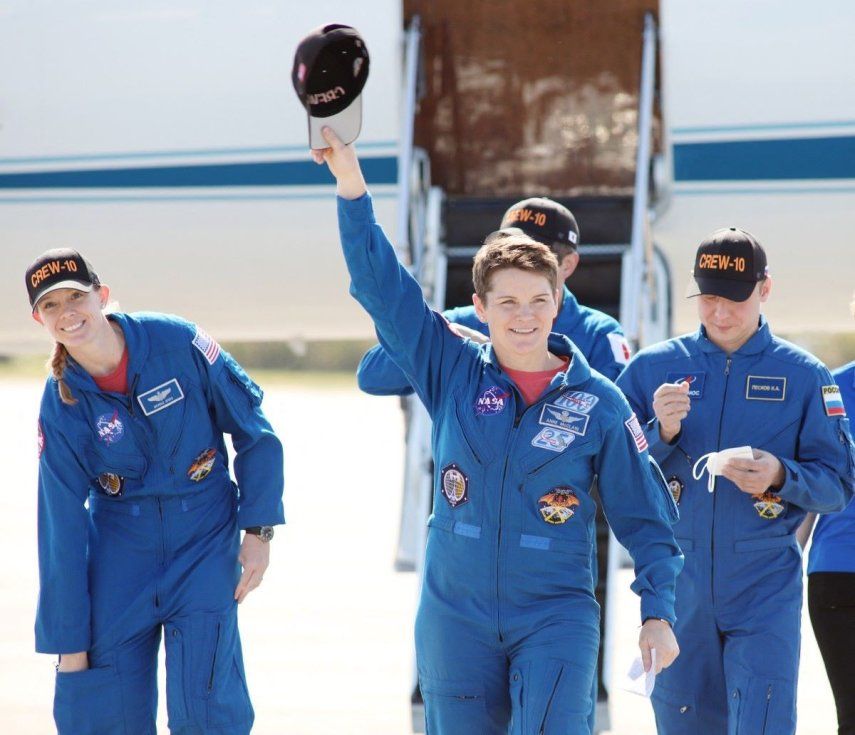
[0,378,838,733]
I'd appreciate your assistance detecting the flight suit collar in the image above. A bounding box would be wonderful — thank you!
[695,315,772,356]
[62,312,150,393]
[483,332,592,391]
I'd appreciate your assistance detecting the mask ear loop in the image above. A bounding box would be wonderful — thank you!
[692,452,717,492]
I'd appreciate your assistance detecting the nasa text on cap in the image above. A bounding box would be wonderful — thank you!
[292,24,369,150]
[26,248,101,309]
[500,198,580,250]
[685,227,769,303]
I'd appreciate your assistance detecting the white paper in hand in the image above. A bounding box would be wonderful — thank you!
[621,648,657,698]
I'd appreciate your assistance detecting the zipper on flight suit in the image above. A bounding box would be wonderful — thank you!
[710,356,732,606]
[495,385,565,642]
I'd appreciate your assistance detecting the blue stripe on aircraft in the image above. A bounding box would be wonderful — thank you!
[674,136,855,181]
[0,157,398,189]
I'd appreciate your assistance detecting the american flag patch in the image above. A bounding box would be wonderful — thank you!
[625,412,648,453]
[192,327,221,365]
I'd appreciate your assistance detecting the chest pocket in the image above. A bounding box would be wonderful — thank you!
[450,388,499,465]
[83,447,147,497]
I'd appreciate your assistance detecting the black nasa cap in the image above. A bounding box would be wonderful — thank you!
[500,197,580,250]
[26,248,101,310]
[292,24,370,150]
[686,227,769,302]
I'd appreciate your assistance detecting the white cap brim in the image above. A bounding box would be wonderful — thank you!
[33,280,94,309]
[308,95,363,150]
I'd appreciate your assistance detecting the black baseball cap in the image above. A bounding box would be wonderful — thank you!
[26,248,100,309]
[500,197,580,250]
[292,24,370,150]
[686,227,769,302]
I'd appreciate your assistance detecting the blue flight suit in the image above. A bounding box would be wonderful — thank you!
[338,192,682,734]
[36,312,285,735]
[616,323,854,735]
[355,246,630,733]
[357,286,629,395]
[808,360,855,574]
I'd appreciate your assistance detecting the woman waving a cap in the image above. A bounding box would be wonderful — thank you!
[315,128,682,734]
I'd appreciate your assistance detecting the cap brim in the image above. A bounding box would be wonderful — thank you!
[685,275,756,302]
[308,95,363,150]
[32,280,94,309]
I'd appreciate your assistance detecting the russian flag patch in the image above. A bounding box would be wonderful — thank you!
[822,385,846,417]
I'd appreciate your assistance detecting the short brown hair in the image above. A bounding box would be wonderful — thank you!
[472,230,560,301]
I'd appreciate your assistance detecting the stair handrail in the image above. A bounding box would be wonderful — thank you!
[620,11,657,349]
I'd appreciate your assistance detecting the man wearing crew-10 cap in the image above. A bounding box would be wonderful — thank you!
[616,227,854,734]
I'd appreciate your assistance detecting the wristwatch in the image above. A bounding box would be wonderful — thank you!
[244,526,275,542]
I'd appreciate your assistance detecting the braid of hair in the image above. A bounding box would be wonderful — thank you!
[49,342,77,406]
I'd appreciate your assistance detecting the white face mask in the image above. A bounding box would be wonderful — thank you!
[692,446,754,492]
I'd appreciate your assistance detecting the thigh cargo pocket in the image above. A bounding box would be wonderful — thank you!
[195,613,253,729]
[420,675,488,735]
[54,665,124,735]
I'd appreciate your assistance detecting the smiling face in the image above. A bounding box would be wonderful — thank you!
[33,286,112,349]
[473,267,560,367]
[697,278,771,353]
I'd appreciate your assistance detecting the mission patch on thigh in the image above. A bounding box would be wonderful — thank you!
[440,463,469,508]
[538,487,580,524]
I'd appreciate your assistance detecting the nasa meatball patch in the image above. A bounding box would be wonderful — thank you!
[474,386,511,416]
[95,411,125,445]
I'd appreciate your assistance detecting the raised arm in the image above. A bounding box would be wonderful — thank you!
[315,128,468,415]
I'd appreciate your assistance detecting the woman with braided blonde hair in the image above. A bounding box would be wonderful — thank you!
[27,248,285,734]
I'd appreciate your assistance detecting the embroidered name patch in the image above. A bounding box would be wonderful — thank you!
[137,378,185,416]
[555,390,599,414]
[746,375,787,401]
[192,327,221,365]
[539,404,590,436]
[625,413,648,453]
[666,371,706,399]
[607,333,632,365]
[822,385,846,416]
[538,488,580,525]
[531,427,576,453]
[96,410,125,445]
[440,463,469,508]
[474,386,511,416]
